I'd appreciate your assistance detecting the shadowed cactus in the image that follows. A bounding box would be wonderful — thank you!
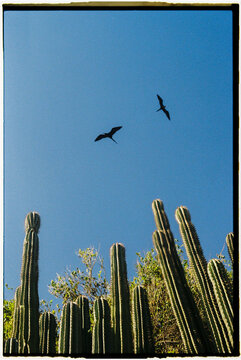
[12,285,21,340]
[175,206,232,353]
[132,285,154,354]
[19,212,40,354]
[110,243,133,354]
[39,311,57,354]
[4,338,18,355]
[76,295,91,353]
[92,297,111,354]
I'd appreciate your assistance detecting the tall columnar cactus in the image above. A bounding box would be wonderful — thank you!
[132,285,154,354]
[76,295,91,353]
[175,206,232,353]
[92,297,111,354]
[110,243,133,353]
[39,311,57,354]
[152,228,210,353]
[4,338,18,355]
[12,286,21,340]
[226,233,234,266]
[207,259,233,349]
[19,212,40,354]
[58,301,82,355]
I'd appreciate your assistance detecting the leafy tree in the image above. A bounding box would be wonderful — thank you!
[3,284,15,342]
[48,247,109,305]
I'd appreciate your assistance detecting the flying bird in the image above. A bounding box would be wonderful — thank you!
[156,94,170,120]
[95,126,122,143]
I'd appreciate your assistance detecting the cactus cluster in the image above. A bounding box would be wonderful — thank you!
[151,200,234,355]
[5,206,234,356]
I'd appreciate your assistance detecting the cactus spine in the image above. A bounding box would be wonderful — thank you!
[58,301,82,354]
[12,286,21,340]
[39,311,57,354]
[4,338,18,354]
[207,259,233,349]
[226,233,234,266]
[92,297,111,354]
[19,212,40,354]
[175,206,232,353]
[132,285,154,354]
[110,243,133,353]
[75,295,91,353]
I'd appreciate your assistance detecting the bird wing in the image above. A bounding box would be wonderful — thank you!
[157,94,163,106]
[95,133,107,142]
[109,126,122,136]
[163,108,170,120]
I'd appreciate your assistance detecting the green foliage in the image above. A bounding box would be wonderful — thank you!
[49,247,108,305]
[3,295,15,341]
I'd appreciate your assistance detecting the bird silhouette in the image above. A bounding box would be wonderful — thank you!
[156,94,170,120]
[95,126,122,143]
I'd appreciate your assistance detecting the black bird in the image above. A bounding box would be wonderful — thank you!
[95,126,122,143]
[156,94,170,120]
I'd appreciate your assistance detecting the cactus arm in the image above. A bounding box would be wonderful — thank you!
[226,233,234,266]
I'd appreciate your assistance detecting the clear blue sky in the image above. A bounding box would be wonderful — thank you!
[4,9,233,305]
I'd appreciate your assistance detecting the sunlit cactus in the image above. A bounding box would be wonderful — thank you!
[19,212,40,354]
[110,243,133,353]
[175,206,232,353]
[226,233,234,266]
[153,229,209,354]
[39,311,57,354]
[207,259,233,349]
[132,285,154,354]
[92,297,111,354]
[58,301,82,354]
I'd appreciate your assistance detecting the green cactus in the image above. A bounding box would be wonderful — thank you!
[175,206,232,353]
[207,259,233,349]
[226,233,234,266]
[75,295,91,353]
[132,285,154,354]
[4,338,18,355]
[110,243,133,353]
[92,297,111,354]
[39,311,57,354]
[12,286,21,340]
[19,212,40,354]
[58,301,82,355]
[153,229,210,354]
